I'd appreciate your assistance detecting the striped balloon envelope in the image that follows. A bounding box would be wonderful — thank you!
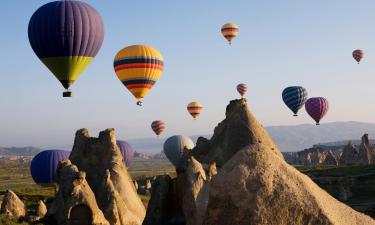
[221,23,239,45]
[237,83,248,97]
[151,120,166,136]
[28,1,104,97]
[282,86,308,116]
[114,45,164,106]
[305,97,329,125]
[187,102,203,120]
[352,49,364,64]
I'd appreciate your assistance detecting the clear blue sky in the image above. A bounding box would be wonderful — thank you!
[1,0,375,148]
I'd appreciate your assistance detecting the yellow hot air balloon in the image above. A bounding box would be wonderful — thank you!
[187,102,203,119]
[221,23,239,45]
[114,45,164,106]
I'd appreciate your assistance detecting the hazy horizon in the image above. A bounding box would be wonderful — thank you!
[2,1,375,147]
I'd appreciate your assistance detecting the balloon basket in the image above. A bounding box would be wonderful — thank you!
[63,91,73,97]
[293,114,298,117]
[316,123,320,126]
[136,101,143,106]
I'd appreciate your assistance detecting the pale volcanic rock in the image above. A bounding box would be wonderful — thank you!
[0,190,25,217]
[47,128,145,225]
[36,200,47,218]
[202,99,375,225]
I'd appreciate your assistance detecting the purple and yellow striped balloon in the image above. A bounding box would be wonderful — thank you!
[237,83,248,97]
[221,23,239,45]
[305,97,329,125]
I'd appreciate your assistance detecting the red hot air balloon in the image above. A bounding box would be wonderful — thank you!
[237,83,248,97]
[352,49,364,64]
[151,120,166,136]
[305,97,329,125]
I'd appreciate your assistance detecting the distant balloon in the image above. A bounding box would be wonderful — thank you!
[187,102,203,120]
[28,1,104,97]
[305,97,329,125]
[352,49,364,64]
[282,86,308,116]
[117,140,134,167]
[221,23,239,45]
[114,45,164,106]
[237,83,248,97]
[30,150,70,184]
[163,135,194,167]
[151,120,166,136]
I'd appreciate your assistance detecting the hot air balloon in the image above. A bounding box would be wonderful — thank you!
[30,150,70,185]
[163,135,194,167]
[117,140,134,167]
[237,83,248,97]
[305,97,329,125]
[151,120,166,136]
[187,102,203,119]
[221,23,239,45]
[28,1,104,97]
[282,86,308,116]
[114,45,164,106]
[352,49,364,64]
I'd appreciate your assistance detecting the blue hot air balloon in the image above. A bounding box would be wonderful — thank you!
[163,135,195,167]
[282,86,308,116]
[117,140,134,167]
[30,150,70,184]
[28,0,104,97]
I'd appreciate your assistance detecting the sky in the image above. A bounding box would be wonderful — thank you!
[1,0,375,148]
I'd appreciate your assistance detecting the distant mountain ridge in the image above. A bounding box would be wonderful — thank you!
[128,121,375,153]
[0,146,41,156]
[3,121,375,155]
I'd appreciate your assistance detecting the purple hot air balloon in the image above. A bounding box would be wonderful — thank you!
[28,0,104,97]
[30,150,71,184]
[305,97,329,125]
[117,140,134,167]
[236,83,248,97]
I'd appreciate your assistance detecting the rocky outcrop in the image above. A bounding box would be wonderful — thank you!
[323,150,338,166]
[145,98,375,225]
[0,190,25,217]
[358,134,375,165]
[201,99,374,225]
[36,200,47,218]
[339,141,359,165]
[46,128,145,225]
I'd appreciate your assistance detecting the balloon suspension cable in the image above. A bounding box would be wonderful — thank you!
[136,101,143,107]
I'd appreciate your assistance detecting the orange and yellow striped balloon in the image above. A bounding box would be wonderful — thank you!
[114,45,164,106]
[221,23,239,45]
[187,102,203,120]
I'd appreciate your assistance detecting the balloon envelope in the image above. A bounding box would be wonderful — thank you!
[117,140,134,167]
[151,120,166,136]
[114,45,164,106]
[163,135,194,167]
[30,150,70,184]
[28,1,104,93]
[237,83,248,97]
[187,102,203,119]
[305,97,329,125]
[282,86,308,116]
[352,49,364,63]
[221,23,239,44]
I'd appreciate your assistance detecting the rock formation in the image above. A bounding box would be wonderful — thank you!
[46,128,145,225]
[0,190,25,217]
[36,200,47,218]
[358,134,375,165]
[144,98,375,225]
[323,150,338,166]
[338,141,359,165]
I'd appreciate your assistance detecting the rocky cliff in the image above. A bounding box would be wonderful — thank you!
[144,98,375,225]
[46,128,145,225]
